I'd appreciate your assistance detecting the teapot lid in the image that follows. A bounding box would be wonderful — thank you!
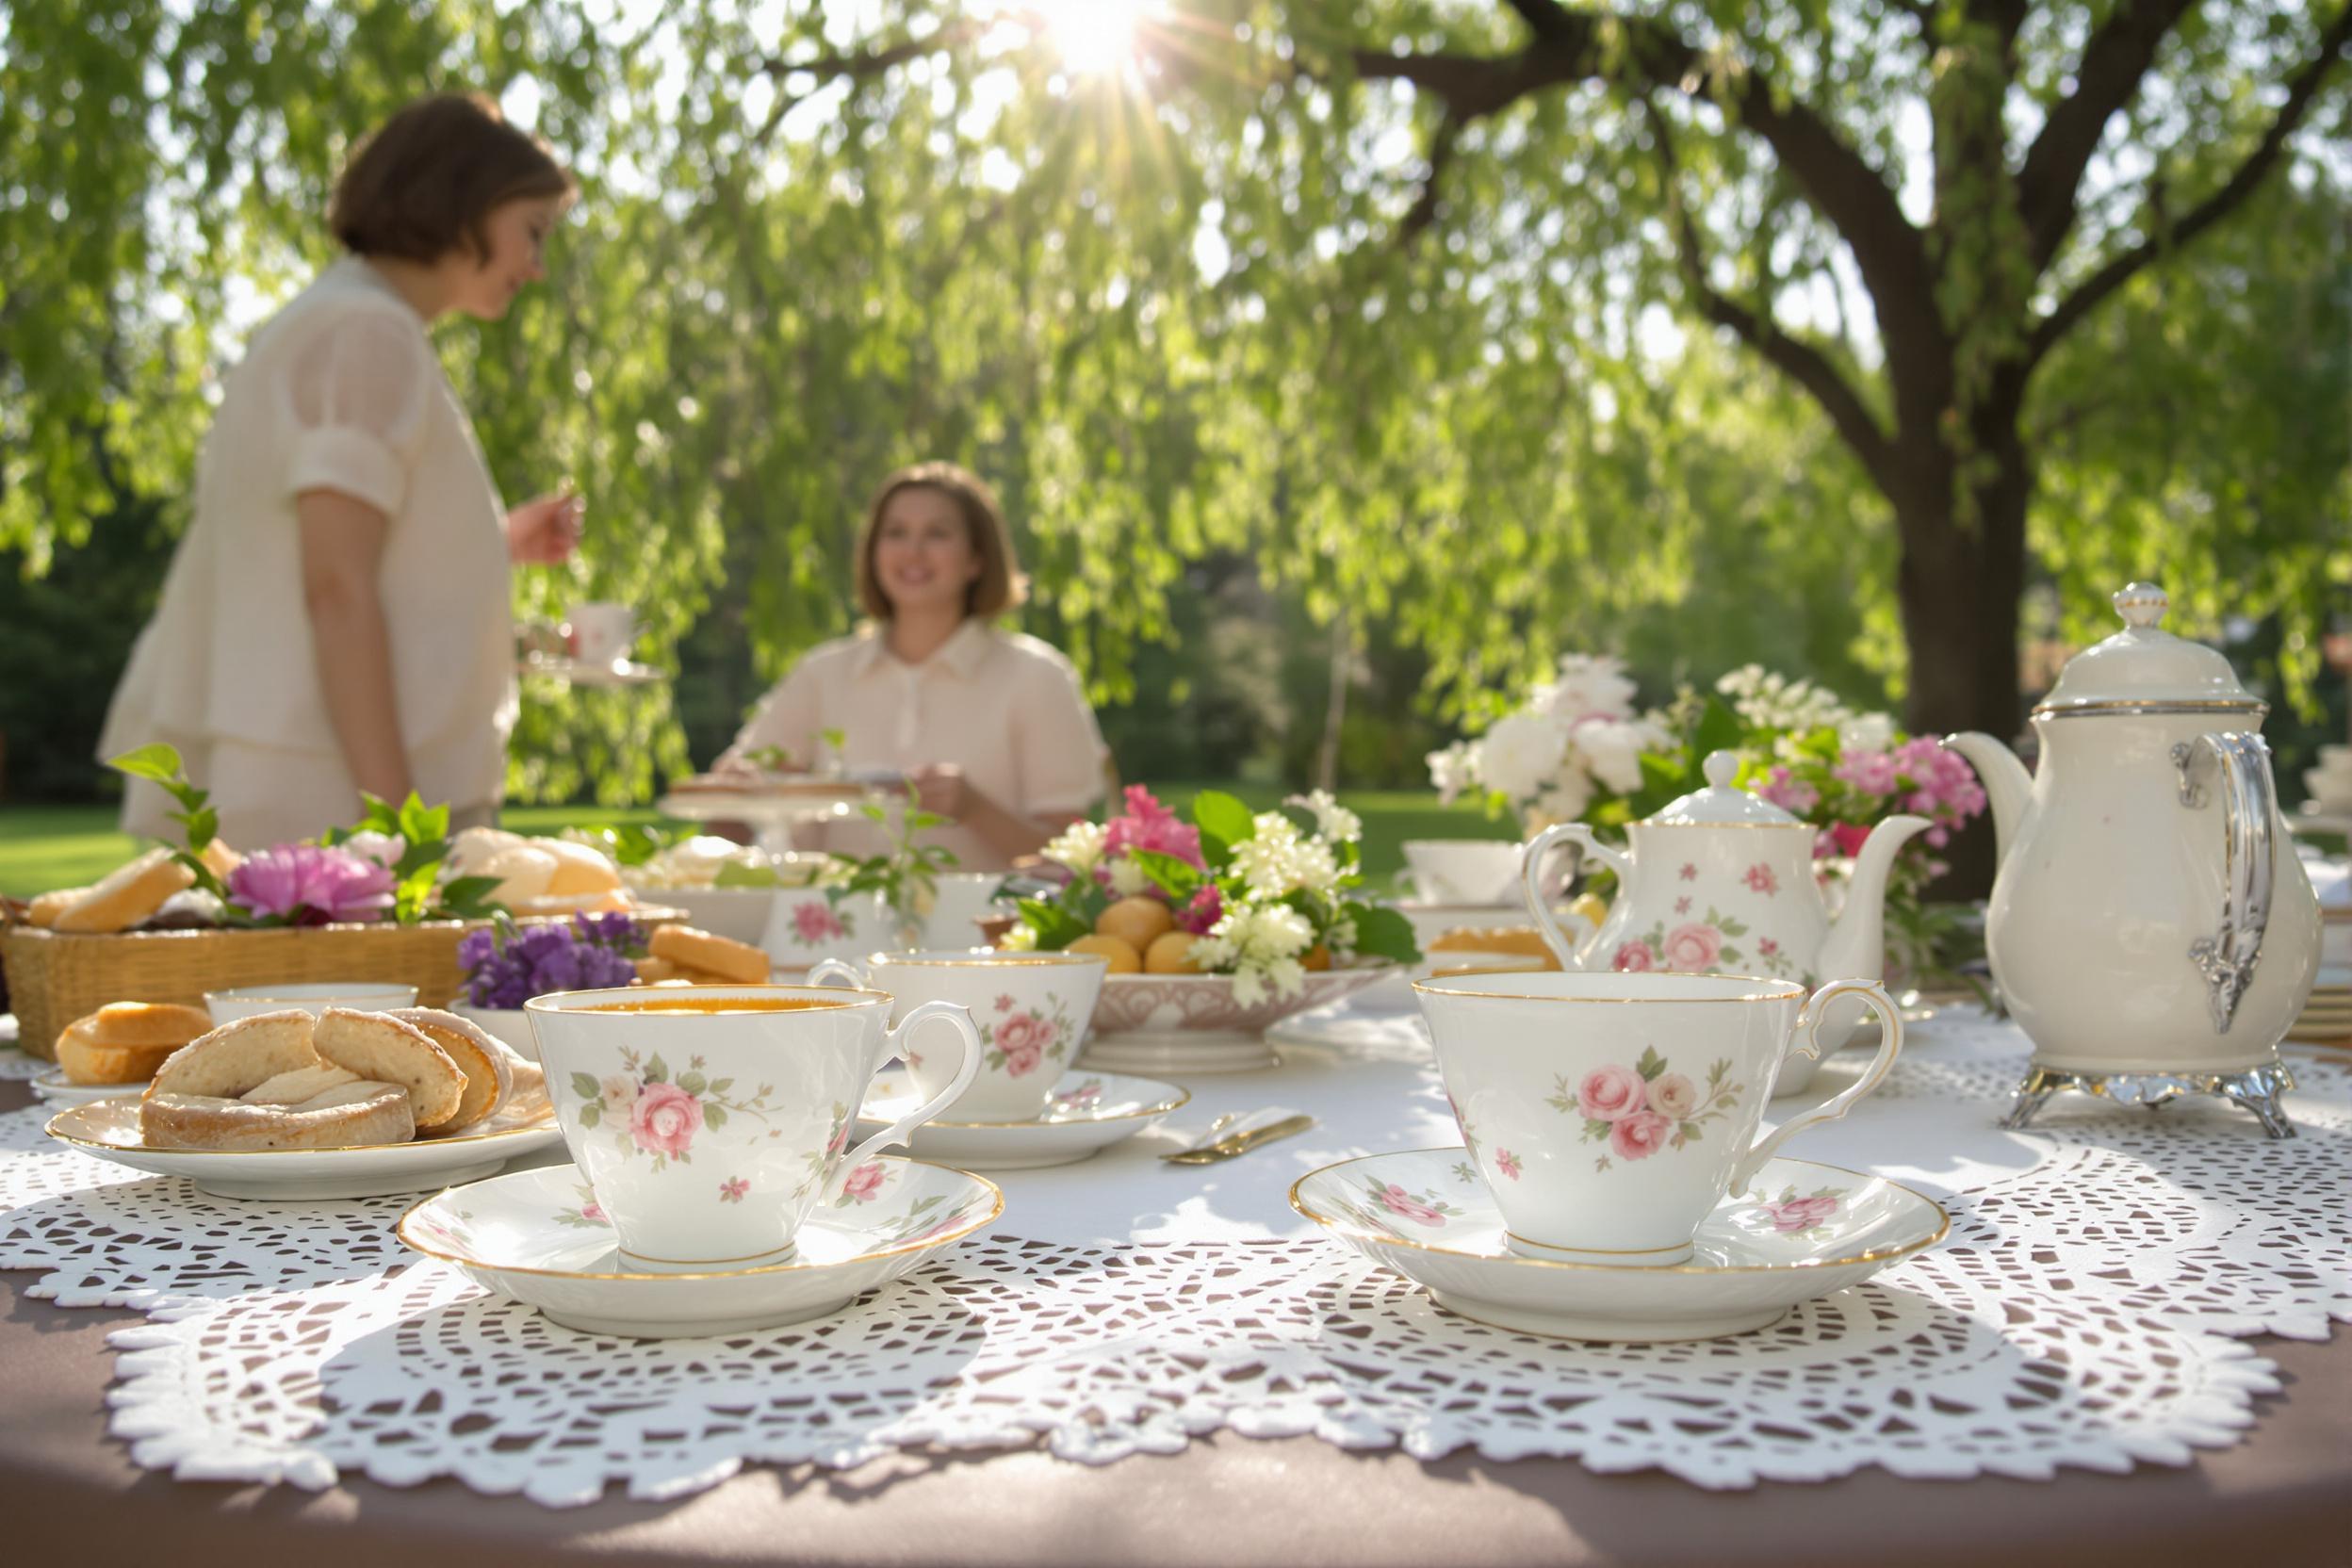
[1644,751,1803,826]
[2034,583,2262,715]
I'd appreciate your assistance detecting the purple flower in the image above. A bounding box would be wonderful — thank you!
[462,912,645,1007]
[227,844,396,925]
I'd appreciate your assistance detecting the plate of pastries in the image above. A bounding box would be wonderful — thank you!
[45,1005,560,1200]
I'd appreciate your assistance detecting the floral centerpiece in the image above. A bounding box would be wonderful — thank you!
[1005,786,1419,1004]
[459,912,648,1008]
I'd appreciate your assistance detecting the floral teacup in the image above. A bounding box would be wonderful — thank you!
[1413,970,1903,1266]
[808,949,1109,1122]
[760,889,894,969]
[527,984,982,1272]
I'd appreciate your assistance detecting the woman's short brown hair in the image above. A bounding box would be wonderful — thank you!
[330,93,575,263]
[855,463,1027,621]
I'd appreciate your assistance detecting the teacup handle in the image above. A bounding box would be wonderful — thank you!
[825,1000,983,1200]
[1729,978,1903,1197]
[807,956,868,989]
[1523,823,1619,968]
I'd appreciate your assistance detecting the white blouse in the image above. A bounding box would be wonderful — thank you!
[101,257,515,848]
[717,621,1110,872]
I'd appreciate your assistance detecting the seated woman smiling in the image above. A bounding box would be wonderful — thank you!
[715,463,1109,873]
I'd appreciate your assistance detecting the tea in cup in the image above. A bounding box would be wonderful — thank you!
[527,983,982,1271]
[808,948,1108,1122]
[1413,970,1903,1266]
[564,601,637,666]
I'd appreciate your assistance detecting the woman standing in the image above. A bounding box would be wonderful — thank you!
[102,93,581,847]
[715,463,1109,872]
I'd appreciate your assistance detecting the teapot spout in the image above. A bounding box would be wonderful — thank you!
[1941,732,2031,864]
[1818,813,1933,984]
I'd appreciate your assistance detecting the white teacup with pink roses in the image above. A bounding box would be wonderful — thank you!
[527,983,982,1273]
[808,949,1109,1123]
[1413,969,1904,1266]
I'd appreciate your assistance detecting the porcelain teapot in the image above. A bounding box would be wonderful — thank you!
[1522,753,1930,1086]
[1942,584,2317,1135]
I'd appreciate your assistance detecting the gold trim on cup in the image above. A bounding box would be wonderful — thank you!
[1412,972,1807,1004]
[393,1157,1004,1282]
[868,951,1108,969]
[1288,1151,1950,1276]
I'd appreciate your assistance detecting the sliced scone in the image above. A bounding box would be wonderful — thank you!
[386,1007,514,1134]
[142,1082,415,1151]
[313,1008,466,1128]
[147,1010,323,1101]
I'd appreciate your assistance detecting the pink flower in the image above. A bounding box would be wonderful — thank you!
[1176,883,1223,935]
[1743,862,1778,897]
[995,993,1016,1014]
[1758,938,1779,956]
[1765,1195,1840,1233]
[841,1160,887,1203]
[1101,786,1204,867]
[1678,862,1697,882]
[1660,922,1723,970]
[1674,896,1691,914]
[792,900,846,944]
[719,1176,749,1203]
[1612,940,1658,972]
[1577,1063,1648,1121]
[1757,766,1820,816]
[1646,1072,1698,1119]
[1826,823,1872,859]
[628,1081,704,1159]
[1834,749,1900,796]
[1495,1150,1523,1182]
[226,843,396,925]
[580,1201,607,1223]
[826,1117,850,1153]
[1609,1109,1673,1161]
[906,1214,967,1243]
[1377,1183,1445,1225]
[993,1010,1055,1077]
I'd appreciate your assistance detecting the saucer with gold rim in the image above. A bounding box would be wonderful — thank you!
[854,1067,1188,1170]
[398,1156,1001,1338]
[30,1069,146,1107]
[1292,1149,1947,1343]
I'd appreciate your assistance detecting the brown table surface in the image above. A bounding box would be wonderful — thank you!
[4,1077,2347,1568]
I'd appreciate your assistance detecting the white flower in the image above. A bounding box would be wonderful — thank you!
[1105,858,1153,897]
[998,924,1039,952]
[1284,790,1362,844]
[1042,820,1107,875]
[1286,837,1342,895]
[1717,665,1852,732]
[1427,741,1478,806]
[342,831,406,870]
[1231,813,1303,897]
[1838,711,1896,753]
[1527,771,1592,831]
[1570,717,1657,795]
[1194,901,1315,1004]
[1477,710,1569,806]
[1540,654,1640,724]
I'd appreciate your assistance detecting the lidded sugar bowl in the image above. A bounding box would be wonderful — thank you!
[1944,583,2319,1135]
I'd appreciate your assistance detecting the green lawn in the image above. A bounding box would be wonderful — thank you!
[0,784,1510,898]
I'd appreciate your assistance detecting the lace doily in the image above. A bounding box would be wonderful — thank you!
[2,1009,2347,1503]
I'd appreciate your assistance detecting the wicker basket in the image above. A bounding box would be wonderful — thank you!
[2,906,685,1061]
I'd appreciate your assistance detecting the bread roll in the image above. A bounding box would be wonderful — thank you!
[386,1007,514,1134]
[141,1083,415,1151]
[56,1002,214,1086]
[27,887,90,929]
[541,837,624,897]
[647,924,769,985]
[53,848,194,934]
[313,1008,466,1127]
[149,1011,323,1100]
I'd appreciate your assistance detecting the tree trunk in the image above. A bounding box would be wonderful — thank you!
[1890,407,2033,898]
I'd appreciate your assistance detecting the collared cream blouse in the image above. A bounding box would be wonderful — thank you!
[100,257,516,849]
[717,620,1109,871]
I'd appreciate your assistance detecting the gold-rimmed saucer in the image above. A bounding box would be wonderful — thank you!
[1292,1149,1947,1343]
[854,1067,1189,1170]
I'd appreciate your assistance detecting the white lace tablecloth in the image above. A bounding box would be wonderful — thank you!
[0,1000,2345,1505]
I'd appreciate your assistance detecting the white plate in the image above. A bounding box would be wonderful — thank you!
[398,1156,1001,1338]
[30,1069,145,1106]
[1292,1150,1948,1343]
[855,1067,1188,1170]
[45,1092,564,1200]
[1081,965,1395,1073]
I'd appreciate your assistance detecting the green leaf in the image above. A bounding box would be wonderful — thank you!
[106,743,185,784]
[1635,1044,1667,1081]
[713,860,783,889]
[1690,694,1745,771]
[1127,848,1201,902]
[1197,829,1233,871]
[436,876,506,921]
[1344,904,1421,963]
[1016,896,1094,951]
[678,1070,708,1096]
[1584,1118,1611,1139]
[578,1102,600,1128]
[570,1072,601,1100]
[645,1053,669,1084]
[703,1103,729,1129]
[1190,790,1255,847]
[710,1078,734,1094]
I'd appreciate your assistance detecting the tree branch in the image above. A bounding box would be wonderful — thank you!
[750,22,986,146]
[2015,0,2200,270]
[1396,113,1464,247]
[1645,102,1897,494]
[2028,3,2352,365]
[1502,0,1579,44]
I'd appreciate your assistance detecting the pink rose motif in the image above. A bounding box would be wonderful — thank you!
[1678,862,1697,881]
[628,1081,705,1159]
[1377,1184,1446,1226]
[1660,922,1723,971]
[993,1010,1056,1078]
[719,1176,749,1203]
[841,1160,888,1203]
[906,1214,967,1243]
[995,993,1016,1014]
[1674,896,1691,914]
[580,1201,607,1223]
[1646,1072,1698,1119]
[826,1117,851,1153]
[1577,1063,1648,1121]
[599,1074,640,1117]
[1609,1109,1673,1161]
[792,900,846,944]
[1758,938,1780,956]
[1495,1150,1523,1182]
[1766,1196,1840,1233]
[1743,862,1778,897]
[1612,940,1658,972]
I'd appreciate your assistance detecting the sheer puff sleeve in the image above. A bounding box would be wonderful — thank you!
[281,302,435,517]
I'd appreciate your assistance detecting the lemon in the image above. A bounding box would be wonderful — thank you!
[1095,895,1175,950]
[1144,930,1203,973]
[1068,933,1144,973]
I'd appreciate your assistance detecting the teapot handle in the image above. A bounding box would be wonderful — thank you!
[2171,731,2277,1035]
[1522,824,1624,969]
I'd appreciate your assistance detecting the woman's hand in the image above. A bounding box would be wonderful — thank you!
[507,490,584,564]
[907,763,977,822]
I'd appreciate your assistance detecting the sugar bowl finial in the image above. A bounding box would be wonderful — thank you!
[2114,582,2168,629]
